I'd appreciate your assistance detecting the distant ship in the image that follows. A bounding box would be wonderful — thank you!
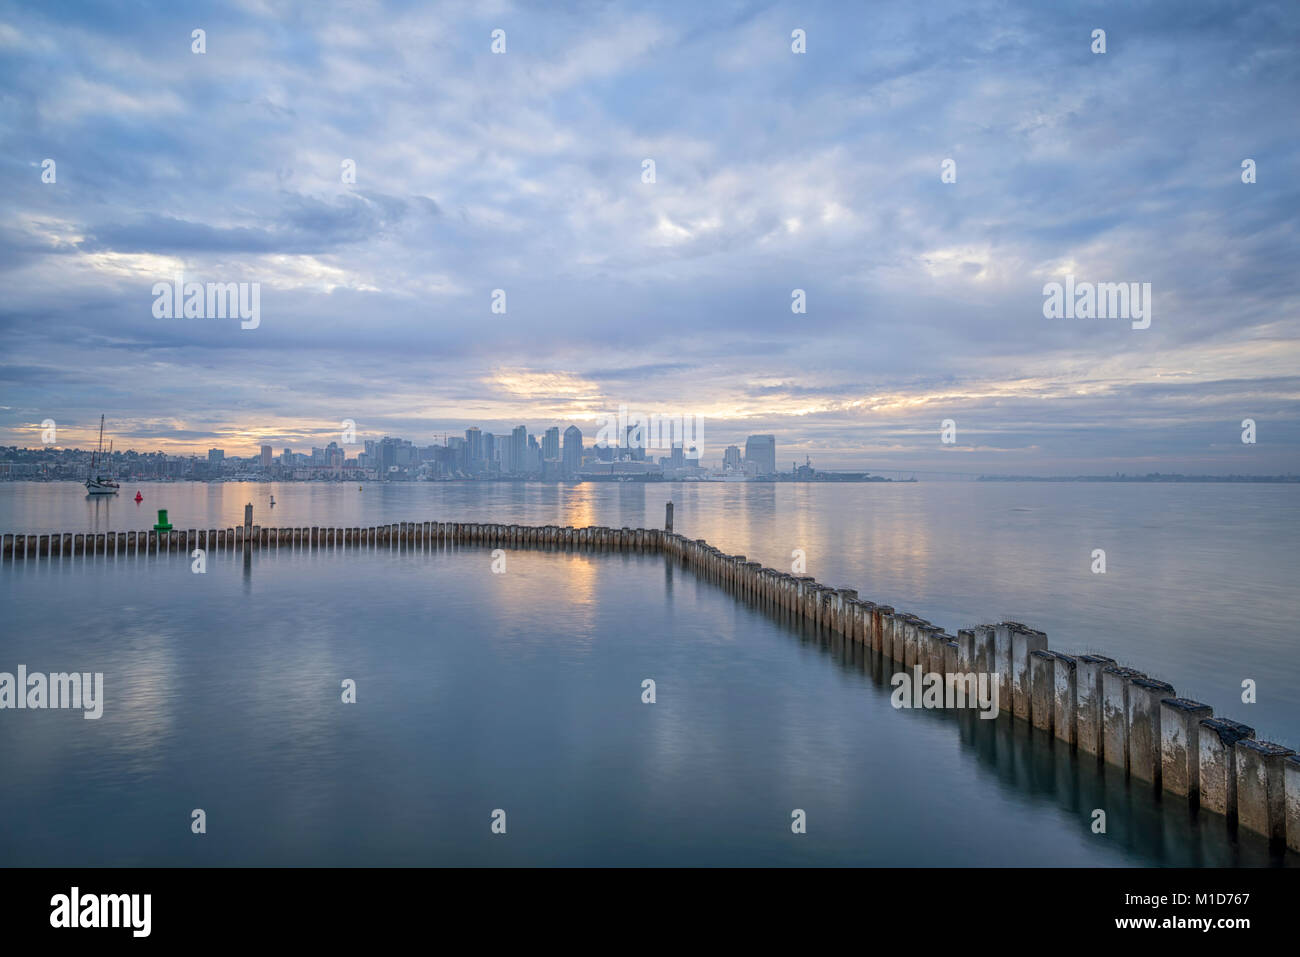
[85,415,120,495]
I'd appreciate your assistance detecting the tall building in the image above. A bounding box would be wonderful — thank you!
[260,445,273,467]
[465,427,483,471]
[208,448,224,465]
[543,427,560,461]
[562,425,583,476]
[483,433,495,469]
[511,425,527,474]
[744,435,777,476]
[723,445,741,470]
[624,423,645,461]
[377,437,400,476]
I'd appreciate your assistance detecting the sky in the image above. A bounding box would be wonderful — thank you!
[1,0,1298,474]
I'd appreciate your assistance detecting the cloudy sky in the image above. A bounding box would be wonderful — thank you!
[2,0,1297,473]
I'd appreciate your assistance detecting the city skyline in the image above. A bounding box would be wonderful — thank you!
[2,421,791,480]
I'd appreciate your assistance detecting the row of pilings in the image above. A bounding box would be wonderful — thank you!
[3,511,1297,855]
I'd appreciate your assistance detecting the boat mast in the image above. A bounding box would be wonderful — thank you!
[91,414,105,473]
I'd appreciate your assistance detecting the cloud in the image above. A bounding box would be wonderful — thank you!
[0,0,1296,472]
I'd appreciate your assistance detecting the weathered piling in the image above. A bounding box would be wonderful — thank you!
[926,627,948,675]
[1159,698,1214,799]
[1286,755,1300,853]
[1127,677,1176,785]
[1198,718,1255,818]
[1234,740,1295,842]
[872,606,891,654]
[1074,654,1114,758]
[1050,653,1078,745]
[1028,650,1056,733]
[955,628,975,674]
[992,622,1023,711]
[972,625,997,699]
[1101,665,1145,770]
[1011,626,1048,720]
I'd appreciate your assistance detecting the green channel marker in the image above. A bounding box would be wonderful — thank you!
[153,509,173,531]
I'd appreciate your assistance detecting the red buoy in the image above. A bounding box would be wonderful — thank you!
[134,491,143,503]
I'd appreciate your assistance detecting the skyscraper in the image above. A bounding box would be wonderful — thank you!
[511,425,527,474]
[543,427,560,461]
[465,427,483,471]
[624,423,645,461]
[260,445,272,467]
[744,435,777,476]
[723,445,741,470]
[562,425,583,476]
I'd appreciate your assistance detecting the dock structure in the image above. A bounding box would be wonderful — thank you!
[3,502,1297,852]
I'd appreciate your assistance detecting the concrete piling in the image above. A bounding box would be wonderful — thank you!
[1101,666,1146,771]
[1074,655,1115,757]
[992,622,1023,711]
[1028,650,1056,733]
[943,639,959,678]
[1159,698,1214,799]
[1198,718,1255,818]
[1127,677,1176,785]
[1285,755,1300,853]
[871,606,890,653]
[972,624,997,692]
[927,627,948,675]
[1235,740,1295,842]
[1050,653,1077,746]
[1011,626,1048,720]
[956,629,975,674]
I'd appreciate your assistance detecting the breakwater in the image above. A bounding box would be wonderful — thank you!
[3,504,1297,854]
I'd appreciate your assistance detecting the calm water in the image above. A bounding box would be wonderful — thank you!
[1,480,1297,866]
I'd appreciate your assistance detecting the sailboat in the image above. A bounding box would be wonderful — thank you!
[85,415,120,495]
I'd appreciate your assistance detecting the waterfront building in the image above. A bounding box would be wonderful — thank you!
[744,434,777,476]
